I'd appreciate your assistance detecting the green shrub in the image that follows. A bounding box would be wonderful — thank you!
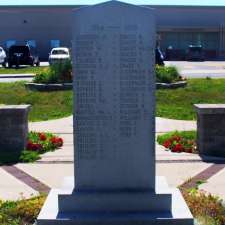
[157,130,196,145]
[33,59,72,84]
[0,195,46,225]
[156,65,181,83]
[33,70,52,84]
[180,187,225,225]
[50,59,72,83]
[19,151,40,163]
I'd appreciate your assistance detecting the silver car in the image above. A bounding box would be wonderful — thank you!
[0,47,6,67]
[48,47,70,65]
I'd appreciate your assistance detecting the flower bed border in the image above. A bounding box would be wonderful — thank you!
[156,81,187,89]
[25,83,72,91]
[26,81,187,91]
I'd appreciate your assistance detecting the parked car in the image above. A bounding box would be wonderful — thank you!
[49,47,70,65]
[7,45,40,68]
[0,46,7,67]
[186,45,205,61]
[155,48,164,66]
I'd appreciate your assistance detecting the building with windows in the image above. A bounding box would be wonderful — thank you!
[0,0,225,60]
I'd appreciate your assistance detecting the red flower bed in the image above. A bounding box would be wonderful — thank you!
[26,132,63,153]
[162,134,196,153]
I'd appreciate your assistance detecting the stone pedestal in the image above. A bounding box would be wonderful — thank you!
[194,104,225,157]
[37,1,194,224]
[0,105,30,161]
[38,177,193,225]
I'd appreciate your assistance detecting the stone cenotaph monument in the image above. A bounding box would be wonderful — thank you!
[37,1,194,224]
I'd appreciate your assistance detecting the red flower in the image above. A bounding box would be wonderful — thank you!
[39,133,47,141]
[163,140,171,148]
[32,143,43,151]
[58,138,63,147]
[26,140,33,150]
[50,137,63,148]
[172,143,183,153]
[26,140,43,151]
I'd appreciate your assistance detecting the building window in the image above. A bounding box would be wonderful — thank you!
[50,40,60,48]
[6,40,16,49]
[26,40,36,48]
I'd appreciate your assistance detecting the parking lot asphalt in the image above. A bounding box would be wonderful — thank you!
[165,61,225,78]
[1,61,225,82]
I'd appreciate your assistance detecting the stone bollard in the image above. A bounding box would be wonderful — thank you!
[0,105,31,162]
[194,104,225,157]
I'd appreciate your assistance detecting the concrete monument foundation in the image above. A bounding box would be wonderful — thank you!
[37,1,194,224]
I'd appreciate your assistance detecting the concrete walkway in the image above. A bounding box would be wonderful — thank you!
[0,74,34,78]
[0,74,33,82]
[29,116,196,134]
[29,116,197,162]
[0,116,225,202]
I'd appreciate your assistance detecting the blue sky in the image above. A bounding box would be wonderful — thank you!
[0,0,225,6]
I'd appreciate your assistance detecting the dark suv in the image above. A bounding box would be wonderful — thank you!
[186,45,205,61]
[7,45,40,68]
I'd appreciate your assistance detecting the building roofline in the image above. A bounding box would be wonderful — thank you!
[1,4,225,9]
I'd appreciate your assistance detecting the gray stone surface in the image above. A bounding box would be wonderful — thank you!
[194,104,225,157]
[72,0,156,192]
[37,177,193,225]
[194,104,225,114]
[0,105,30,159]
[37,1,193,224]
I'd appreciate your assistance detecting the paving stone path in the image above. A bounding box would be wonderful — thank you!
[0,116,225,201]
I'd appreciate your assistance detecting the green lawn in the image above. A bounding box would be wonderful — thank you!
[0,82,72,122]
[1,79,225,122]
[156,78,225,120]
[0,66,48,74]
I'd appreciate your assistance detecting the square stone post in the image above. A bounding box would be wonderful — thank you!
[194,104,225,157]
[0,105,30,161]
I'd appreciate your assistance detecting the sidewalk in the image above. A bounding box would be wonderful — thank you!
[0,74,34,82]
[29,116,196,134]
[0,116,224,201]
[29,116,197,162]
[0,74,34,78]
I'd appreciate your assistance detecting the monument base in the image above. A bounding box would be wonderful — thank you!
[37,177,193,225]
